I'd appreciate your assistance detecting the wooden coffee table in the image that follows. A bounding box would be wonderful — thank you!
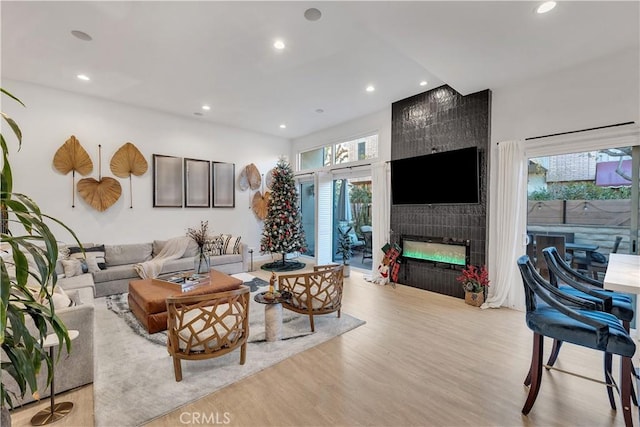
[128,269,242,333]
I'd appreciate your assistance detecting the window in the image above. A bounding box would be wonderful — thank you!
[299,134,378,171]
[300,146,331,170]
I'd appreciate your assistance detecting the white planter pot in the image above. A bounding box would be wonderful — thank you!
[343,264,351,277]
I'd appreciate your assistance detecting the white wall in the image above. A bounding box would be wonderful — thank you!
[491,47,640,143]
[2,79,290,250]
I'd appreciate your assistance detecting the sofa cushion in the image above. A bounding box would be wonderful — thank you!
[211,253,242,266]
[106,243,152,266]
[58,273,95,293]
[92,264,138,283]
[162,258,196,274]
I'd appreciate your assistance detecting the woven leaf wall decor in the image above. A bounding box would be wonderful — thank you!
[110,142,148,177]
[77,177,122,212]
[52,135,93,207]
[77,144,122,212]
[110,142,148,208]
[252,190,270,220]
[239,163,261,191]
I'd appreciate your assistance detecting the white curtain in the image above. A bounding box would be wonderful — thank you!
[369,161,391,279]
[483,140,527,310]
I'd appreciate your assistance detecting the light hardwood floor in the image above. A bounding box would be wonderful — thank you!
[10,262,640,426]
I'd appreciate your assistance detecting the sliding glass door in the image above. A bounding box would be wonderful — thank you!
[527,145,639,266]
[331,175,372,270]
[298,179,316,257]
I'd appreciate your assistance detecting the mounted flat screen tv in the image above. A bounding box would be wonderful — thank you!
[391,147,480,205]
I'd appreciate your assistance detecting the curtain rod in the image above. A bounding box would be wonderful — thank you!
[331,163,372,172]
[294,172,314,177]
[524,121,635,141]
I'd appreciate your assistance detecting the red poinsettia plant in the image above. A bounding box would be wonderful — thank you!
[456,264,490,293]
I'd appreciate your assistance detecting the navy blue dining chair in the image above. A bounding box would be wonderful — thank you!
[540,246,636,409]
[517,255,635,427]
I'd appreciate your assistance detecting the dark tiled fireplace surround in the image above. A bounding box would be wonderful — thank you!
[391,85,490,298]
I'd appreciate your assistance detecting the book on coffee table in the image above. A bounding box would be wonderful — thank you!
[157,272,210,292]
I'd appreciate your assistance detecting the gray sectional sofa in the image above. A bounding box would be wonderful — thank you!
[58,239,249,298]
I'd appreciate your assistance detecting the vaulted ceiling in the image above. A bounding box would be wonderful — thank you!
[2,1,638,139]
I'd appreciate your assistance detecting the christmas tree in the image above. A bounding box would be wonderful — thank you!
[260,157,307,270]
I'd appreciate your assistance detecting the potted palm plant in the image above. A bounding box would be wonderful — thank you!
[336,225,353,277]
[1,88,80,425]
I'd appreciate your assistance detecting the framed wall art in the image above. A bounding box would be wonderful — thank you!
[212,162,235,207]
[184,158,211,207]
[153,154,183,207]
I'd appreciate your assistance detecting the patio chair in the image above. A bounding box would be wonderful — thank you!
[361,225,373,263]
[166,286,250,381]
[517,255,635,426]
[534,234,566,279]
[573,236,623,280]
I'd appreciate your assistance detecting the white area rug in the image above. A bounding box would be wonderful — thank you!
[93,283,365,426]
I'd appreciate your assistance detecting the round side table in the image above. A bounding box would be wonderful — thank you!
[254,293,288,342]
[30,329,79,426]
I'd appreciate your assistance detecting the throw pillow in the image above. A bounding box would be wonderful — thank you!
[58,245,70,260]
[50,285,75,309]
[205,235,224,256]
[27,284,75,309]
[84,256,101,273]
[68,245,106,269]
[61,259,88,278]
[220,234,242,255]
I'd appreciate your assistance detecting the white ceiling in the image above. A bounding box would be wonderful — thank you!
[1,1,638,139]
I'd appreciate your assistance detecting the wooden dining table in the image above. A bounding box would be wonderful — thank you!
[603,253,640,294]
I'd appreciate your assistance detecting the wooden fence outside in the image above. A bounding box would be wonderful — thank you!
[527,199,634,226]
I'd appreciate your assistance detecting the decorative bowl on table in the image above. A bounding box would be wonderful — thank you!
[263,291,281,301]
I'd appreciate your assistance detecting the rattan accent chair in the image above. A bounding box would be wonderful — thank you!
[278,264,344,332]
[166,285,250,381]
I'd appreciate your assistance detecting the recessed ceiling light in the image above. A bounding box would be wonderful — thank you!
[274,40,285,50]
[536,1,556,14]
[419,81,428,87]
[304,8,322,21]
[366,85,375,92]
[279,124,287,129]
[71,30,92,41]
[202,105,211,111]
[77,74,90,81]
